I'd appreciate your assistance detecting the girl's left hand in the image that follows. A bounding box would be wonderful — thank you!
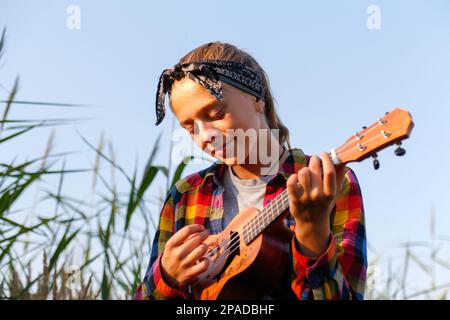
[286,152,346,231]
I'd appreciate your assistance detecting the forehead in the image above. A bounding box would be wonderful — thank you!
[170,77,223,123]
[171,77,217,108]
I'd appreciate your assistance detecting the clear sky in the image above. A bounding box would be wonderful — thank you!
[1,0,450,294]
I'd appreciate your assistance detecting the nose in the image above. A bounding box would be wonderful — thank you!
[194,120,220,151]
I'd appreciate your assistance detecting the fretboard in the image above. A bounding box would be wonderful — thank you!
[240,108,414,245]
[242,189,290,245]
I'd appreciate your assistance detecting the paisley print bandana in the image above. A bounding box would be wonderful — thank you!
[155,60,265,125]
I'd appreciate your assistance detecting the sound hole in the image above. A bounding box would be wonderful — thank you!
[216,231,240,280]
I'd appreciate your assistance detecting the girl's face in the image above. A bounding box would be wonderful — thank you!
[170,77,268,165]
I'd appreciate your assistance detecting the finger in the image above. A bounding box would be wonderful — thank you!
[309,155,322,177]
[169,224,206,248]
[179,229,210,257]
[184,258,209,282]
[182,243,209,268]
[286,174,303,208]
[321,152,337,198]
[308,155,323,197]
[335,164,347,194]
[297,167,311,202]
[185,231,203,242]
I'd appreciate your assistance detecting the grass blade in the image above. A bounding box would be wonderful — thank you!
[48,224,81,271]
[0,76,19,136]
[169,155,194,192]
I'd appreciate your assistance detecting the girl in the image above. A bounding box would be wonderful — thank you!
[134,42,367,300]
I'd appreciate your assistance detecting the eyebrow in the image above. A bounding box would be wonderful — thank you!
[179,99,220,126]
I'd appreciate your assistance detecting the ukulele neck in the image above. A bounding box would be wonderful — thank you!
[242,108,414,245]
[242,189,290,245]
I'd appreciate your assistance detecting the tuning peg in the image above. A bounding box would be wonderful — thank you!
[372,153,380,170]
[362,126,367,130]
[394,142,406,156]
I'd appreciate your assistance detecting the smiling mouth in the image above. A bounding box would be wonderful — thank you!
[211,136,233,156]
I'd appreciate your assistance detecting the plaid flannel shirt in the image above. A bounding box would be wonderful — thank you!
[134,148,367,300]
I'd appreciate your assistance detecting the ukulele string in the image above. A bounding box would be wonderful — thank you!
[205,193,282,258]
[205,210,268,260]
[204,233,237,258]
[333,130,394,162]
[205,114,401,263]
[204,118,391,260]
[206,191,289,261]
[217,205,280,262]
[333,113,400,157]
[206,119,386,257]
[221,195,289,260]
[205,121,388,259]
[205,130,386,262]
[333,121,380,155]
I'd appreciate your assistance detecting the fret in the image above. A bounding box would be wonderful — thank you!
[275,197,281,217]
[243,190,290,244]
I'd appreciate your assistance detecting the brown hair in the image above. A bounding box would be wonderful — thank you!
[178,41,291,149]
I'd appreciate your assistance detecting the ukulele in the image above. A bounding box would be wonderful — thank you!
[191,108,414,300]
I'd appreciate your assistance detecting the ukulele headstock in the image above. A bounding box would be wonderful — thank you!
[332,108,414,169]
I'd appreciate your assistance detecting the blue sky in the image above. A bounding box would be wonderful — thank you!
[1,0,450,293]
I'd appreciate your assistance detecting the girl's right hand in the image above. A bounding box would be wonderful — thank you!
[160,224,210,285]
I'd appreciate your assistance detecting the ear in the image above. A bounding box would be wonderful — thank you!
[254,97,265,114]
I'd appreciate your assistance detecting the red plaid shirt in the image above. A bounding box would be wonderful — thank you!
[134,148,367,299]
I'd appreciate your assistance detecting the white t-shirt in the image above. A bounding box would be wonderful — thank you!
[222,148,289,229]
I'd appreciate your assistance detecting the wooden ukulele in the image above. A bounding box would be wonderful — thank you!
[191,108,414,300]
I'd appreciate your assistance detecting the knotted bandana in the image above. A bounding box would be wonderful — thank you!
[155,60,265,125]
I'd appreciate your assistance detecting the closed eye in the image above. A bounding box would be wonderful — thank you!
[181,103,225,134]
[187,125,196,135]
[210,108,224,121]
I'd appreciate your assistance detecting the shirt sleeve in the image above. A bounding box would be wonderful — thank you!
[134,187,191,300]
[290,167,368,299]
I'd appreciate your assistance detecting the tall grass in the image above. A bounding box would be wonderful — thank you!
[0,27,449,300]
[365,231,450,299]
[0,27,195,299]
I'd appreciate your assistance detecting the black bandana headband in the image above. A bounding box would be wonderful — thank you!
[155,59,265,125]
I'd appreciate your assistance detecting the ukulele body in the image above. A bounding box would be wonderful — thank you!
[192,207,294,300]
